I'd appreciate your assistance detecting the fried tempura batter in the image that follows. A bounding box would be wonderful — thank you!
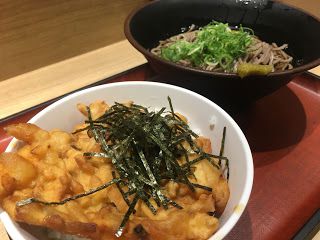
[0,101,229,240]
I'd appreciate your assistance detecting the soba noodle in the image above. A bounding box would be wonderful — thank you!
[151,23,293,74]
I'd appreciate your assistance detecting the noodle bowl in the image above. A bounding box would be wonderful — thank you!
[125,0,320,106]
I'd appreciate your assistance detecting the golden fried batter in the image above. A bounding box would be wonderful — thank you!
[0,101,229,240]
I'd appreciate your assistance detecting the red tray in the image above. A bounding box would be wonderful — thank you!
[0,65,319,239]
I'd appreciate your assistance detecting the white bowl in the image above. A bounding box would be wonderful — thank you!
[2,81,253,240]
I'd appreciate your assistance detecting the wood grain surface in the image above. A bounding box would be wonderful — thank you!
[0,40,146,120]
[0,0,317,82]
[278,0,320,19]
[309,66,320,77]
[0,0,148,81]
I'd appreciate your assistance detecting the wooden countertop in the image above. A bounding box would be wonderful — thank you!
[0,40,146,120]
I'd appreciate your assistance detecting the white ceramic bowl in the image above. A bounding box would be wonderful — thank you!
[2,81,253,240]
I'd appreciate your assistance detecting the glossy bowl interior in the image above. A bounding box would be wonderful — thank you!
[1,82,253,240]
[125,0,320,111]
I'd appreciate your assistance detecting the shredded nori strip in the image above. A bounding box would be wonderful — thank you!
[16,178,120,207]
[16,97,229,237]
[219,126,229,180]
[115,194,140,237]
[219,126,226,165]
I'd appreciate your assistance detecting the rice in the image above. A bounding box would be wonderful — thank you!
[48,229,90,240]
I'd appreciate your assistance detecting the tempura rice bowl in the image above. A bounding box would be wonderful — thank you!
[1,81,253,240]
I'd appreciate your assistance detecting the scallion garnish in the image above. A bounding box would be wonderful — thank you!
[161,21,253,71]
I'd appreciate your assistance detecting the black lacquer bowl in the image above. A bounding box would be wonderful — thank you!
[125,0,320,111]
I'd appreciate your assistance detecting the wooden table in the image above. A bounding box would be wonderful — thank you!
[0,64,319,239]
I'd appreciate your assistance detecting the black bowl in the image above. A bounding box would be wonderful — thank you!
[125,0,320,111]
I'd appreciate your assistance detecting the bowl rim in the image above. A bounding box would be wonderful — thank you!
[124,0,320,78]
[2,81,254,240]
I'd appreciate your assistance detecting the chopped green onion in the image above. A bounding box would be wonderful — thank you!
[161,21,253,71]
